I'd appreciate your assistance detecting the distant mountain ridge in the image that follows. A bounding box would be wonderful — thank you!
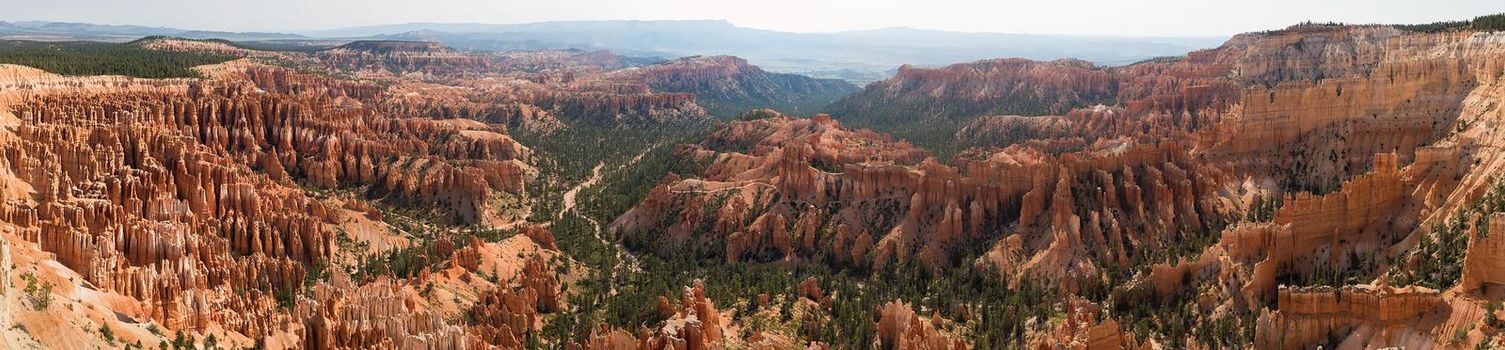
[607,55,859,116]
[313,20,1223,84]
[329,40,452,54]
[0,20,306,41]
[0,19,1223,84]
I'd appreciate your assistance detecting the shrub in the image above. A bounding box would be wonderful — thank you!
[20,272,53,309]
[100,323,115,344]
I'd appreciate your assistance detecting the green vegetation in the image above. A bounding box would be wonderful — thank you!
[129,35,333,53]
[0,40,236,78]
[1390,178,1505,288]
[733,108,783,121]
[696,85,856,119]
[222,40,333,53]
[350,224,516,282]
[1157,218,1236,266]
[524,109,1273,347]
[1398,13,1505,33]
[824,80,1114,159]
[514,120,711,224]
[870,118,972,160]
[577,143,712,227]
[1110,280,1257,349]
[20,272,53,309]
[515,115,1036,347]
[1487,301,1504,329]
[1245,194,1284,223]
[515,118,722,345]
[545,242,1056,349]
[99,323,115,345]
[171,330,189,350]
[1482,14,1505,31]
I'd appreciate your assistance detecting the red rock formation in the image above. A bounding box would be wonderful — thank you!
[1254,285,1443,350]
[830,40,1245,140]
[317,41,490,76]
[311,45,848,125]
[830,58,1116,124]
[798,277,825,304]
[468,278,544,348]
[8,18,1505,350]
[615,111,1235,287]
[11,72,530,225]
[522,255,560,313]
[0,59,555,347]
[298,279,471,350]
[1143,153,1410,308]
[133,37,268,58]
[605,55,857,114]
[874,301,967,350]
[1461,213,1505,293]
[1026,296,1149,350]
[601,24,1505,349]
[839,26,1489,189]
[579,280,729,350]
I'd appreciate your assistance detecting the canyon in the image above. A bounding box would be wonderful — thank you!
[0,38,859,349]
[2,15,1505,350]
[615,22,1505,349]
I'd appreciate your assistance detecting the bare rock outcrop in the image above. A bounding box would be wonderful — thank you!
[1461,213,1505,293]
[579,280,728,350]
[614,111,1235,288]
[874,301,967,350]
[1254,285,1444,350]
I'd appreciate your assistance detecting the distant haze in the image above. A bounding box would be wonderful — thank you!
[3,0,1502,37]
[0,19,1226,84]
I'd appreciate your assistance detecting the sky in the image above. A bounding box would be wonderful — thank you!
[3,0,1503,37]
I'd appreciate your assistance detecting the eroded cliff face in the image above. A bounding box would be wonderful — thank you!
[10,64,533,225]
[1205,29,1491,193]
[608,55,858,115]
[874,300,968,350]
[835,27,1497,190]
[133,37,285,58]
[1145,28,1505,349]
[317,44,714,126]
[1133,27,1505,349]
[0,37,915,349]
[828,58,1116,126]
[1254,285,1445,350]
[0,56,570,348]
[10,20,1505,349]
[310,43,863,126]
[613,24,1505,348]
[1140,153,1413,311]
[611,110,1236,291]
[317,40,491,76]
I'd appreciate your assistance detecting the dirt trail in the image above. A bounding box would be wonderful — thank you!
[670,180,776,195]
[559,162,603,219]
[556,146,654,295]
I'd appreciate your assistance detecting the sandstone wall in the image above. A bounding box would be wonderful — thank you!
[1460,213,1505,292]
[612,112,1235,288]
[0,61,546,345]
[1255,285,1442,350]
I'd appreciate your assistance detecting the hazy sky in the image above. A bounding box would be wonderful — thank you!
[3,0,1503,36]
